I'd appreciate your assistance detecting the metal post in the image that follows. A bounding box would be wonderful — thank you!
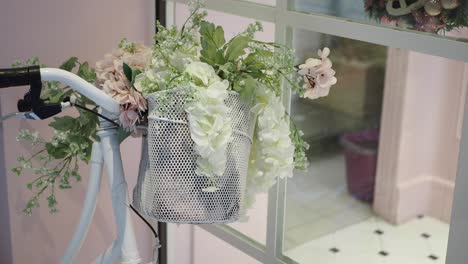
[155,1,168,263]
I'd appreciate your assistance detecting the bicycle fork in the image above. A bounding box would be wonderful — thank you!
[61,115,141,264]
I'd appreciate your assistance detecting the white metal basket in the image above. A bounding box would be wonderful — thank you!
[133,88,256,224]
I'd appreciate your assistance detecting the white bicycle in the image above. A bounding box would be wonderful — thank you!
[0,66,159,264]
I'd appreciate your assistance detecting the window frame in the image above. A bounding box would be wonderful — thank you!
[164,1,468,264]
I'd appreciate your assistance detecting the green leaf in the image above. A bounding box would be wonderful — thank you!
[234,75,258,102]
[131,68,142,85]
[199,21,226,67]
[45,143,67,159]
[77,62,96,83]
[59,89,74,102]
[49,116,76,131]
[59,57,79,72]
[244,49,273,66]
[26,183,33,190]
[45,88,65,103]
[200,21,225,47]
[225,36,250,62]
[213,26,225,47]
[123,63,133,83]
[122,63,142,85]
[118,128,131,143]
[10,167,21,176]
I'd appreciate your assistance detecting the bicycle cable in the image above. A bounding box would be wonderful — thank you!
[72,103,120,127]
[0,112,21,123]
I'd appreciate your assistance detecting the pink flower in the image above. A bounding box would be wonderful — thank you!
[95,40,150,131]
[316,67,337,90]
[119,106,139,132]
[298,47,337,100]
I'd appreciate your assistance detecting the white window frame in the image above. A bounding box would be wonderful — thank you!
[164,1,468,263]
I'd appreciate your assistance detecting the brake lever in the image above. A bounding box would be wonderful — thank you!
[0,101,73,123]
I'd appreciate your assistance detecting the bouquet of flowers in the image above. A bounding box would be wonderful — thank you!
[12,1,337,220]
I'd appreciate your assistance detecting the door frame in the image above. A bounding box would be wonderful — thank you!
[161,1,468,263]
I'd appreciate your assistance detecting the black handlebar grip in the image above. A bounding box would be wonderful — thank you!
[0,66,41,89]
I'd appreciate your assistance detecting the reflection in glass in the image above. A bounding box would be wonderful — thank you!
[285,31,386,252]
[292,0,468,41]
[284,30,457,263]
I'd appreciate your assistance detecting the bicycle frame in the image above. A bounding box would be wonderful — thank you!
[1,67,150,263]
[38,71,145,263]
[62,114,142,264]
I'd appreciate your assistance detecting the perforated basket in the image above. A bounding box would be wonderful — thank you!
[133,88,256,224]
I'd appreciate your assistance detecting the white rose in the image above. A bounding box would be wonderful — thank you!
[184,61,219,86]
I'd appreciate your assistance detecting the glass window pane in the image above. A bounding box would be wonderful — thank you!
[174,3,274,245]
[283,28,465,264]
[291,0,468,42]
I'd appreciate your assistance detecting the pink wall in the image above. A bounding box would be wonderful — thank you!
[0,0,154,263]
[395,51,466,223]
[374,49,467,224]
[399,52,465,185]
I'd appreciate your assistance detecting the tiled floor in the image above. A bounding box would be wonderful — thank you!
[284,154,373,250]
[284,153,450,263]
[285,215,449,264]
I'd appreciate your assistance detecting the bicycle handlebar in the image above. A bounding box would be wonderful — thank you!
[0,66,40,89]
[41,68,120,114]
[0,66,120,116]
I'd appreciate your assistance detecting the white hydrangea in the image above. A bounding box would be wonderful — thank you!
[184,61,219,86]
[184,62,233,192]
[241,85,295,217]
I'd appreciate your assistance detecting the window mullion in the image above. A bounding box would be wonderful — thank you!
[265,2,290,264]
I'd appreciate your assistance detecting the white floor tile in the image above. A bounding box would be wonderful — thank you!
[285,215,449,264]
[284,153,450,264]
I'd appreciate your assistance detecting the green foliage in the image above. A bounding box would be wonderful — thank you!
[200,21,225,48]
[224,36,249,62]
[142,8,204,94]
[196,19,307,168]
[140,3,309,170]
[59,57,79,71]
[197,19,302,102]
[123,62,142,85]
[11,57,100,215]
[119,38,137,53]
[290,119,310,170]
[77,62,96,83]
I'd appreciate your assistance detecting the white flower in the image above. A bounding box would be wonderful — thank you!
[170,50,196,72]
[241,85,295,218]
[134,69,167,93]
[185,61,220,86]
[184,62,233,191]
[298,58,321,72]
[298,47,337,100]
